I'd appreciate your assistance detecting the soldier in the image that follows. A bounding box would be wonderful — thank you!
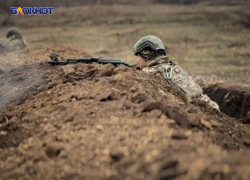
[133,35,220,111]
[0,27,27,54]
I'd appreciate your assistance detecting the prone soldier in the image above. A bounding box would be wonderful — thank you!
[0,27,27,54]
[133,35,220,111]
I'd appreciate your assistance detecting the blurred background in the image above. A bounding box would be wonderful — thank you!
[0,0,249,9]
[0,0,249,84]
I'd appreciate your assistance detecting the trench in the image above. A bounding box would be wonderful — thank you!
[204,83,250,120]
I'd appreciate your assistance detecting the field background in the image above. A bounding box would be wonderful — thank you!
[0,0,249,84]
[1,2,250,179]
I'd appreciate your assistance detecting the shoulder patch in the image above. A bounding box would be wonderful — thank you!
[174,67,181,73]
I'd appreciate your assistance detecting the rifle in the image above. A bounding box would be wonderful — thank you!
[45,58,136,67]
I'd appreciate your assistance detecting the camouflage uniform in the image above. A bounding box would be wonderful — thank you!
[134,35,220,111]
[0,27,27,54]
[2,38,26,53]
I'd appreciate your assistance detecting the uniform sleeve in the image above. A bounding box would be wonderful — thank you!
[196,94,220,111]
[142,66,159,74]
[156,64,203,98]
[143,64,219,111]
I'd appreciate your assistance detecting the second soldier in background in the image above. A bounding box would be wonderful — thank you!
[0,27,27,54]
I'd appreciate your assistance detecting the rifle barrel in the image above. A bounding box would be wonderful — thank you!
[45,58,135,67]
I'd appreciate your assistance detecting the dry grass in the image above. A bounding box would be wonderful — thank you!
[0,4,250,84]
[0,5,248,28]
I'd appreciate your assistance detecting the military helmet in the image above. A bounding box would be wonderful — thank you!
[6,27,22,39]
[133,35,165,55]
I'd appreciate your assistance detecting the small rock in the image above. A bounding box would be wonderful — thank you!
[141,101,162,112]
[102,148,110,156]
[96,124,104,131]
[160,115,176,124]
[187,113,201,127]
[10,116,18,122]
[131,91,149,104]
[52,100,58,105]
[98,91,116,102]
[148,109,162,119]
[47,90,52,95]
[210,120,223,127]
[0,131,7,136]
[171,131,189,140]
[201,119,212,130]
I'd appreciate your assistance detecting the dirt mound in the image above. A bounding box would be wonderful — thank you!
[0,63,55,110]
[1,61,250,180]
[0,45,90,71]
[0,45,90,113]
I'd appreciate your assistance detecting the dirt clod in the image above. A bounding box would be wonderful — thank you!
[171,131,189,140]
[131,91,150,104]
[98,91,116,102]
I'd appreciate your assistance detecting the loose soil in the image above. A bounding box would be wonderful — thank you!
[1,47,250,180]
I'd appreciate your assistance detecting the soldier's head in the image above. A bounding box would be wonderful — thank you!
[133,35,166,63]
[6,27,22,40]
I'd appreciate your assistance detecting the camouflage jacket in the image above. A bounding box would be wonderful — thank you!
[1,38,27,53]
[141,56,220,111]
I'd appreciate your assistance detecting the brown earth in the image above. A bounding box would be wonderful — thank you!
[0,45,90,109]
[1,47,250,180]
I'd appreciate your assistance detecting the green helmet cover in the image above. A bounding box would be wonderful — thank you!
[6,27,22,39]
[133,35,165,55]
